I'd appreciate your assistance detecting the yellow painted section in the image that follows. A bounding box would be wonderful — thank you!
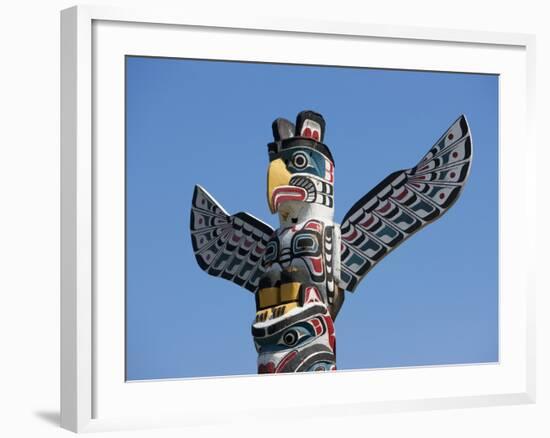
[255,310,269,323]
[267,158,291,213]
[258,287,279,309]
[256,280,302,321]
[255,302,298,322]
[280,282,301,302]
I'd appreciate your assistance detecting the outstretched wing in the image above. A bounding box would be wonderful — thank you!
[339,115,473,291]
[190,185,275,292]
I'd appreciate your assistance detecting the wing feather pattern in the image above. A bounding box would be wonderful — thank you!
[339,115,473,291]
[190,185,275,292]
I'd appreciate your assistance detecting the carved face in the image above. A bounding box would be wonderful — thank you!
[267,111,335,224]
[267,147,335,224]
[252,286,336,373]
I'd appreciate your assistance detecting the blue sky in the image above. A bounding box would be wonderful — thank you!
[125,56,498,380]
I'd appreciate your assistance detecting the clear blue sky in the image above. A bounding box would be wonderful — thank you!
[125,56,498,380]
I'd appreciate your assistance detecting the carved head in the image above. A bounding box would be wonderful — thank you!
[252,285,336,373]
[266,110,335,226]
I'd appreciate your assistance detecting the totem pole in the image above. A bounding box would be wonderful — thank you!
[190,110,473,373]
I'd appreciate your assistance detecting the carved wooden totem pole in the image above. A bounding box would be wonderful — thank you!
[190,110,473,373]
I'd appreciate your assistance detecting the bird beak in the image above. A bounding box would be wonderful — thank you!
[267,158,291,213]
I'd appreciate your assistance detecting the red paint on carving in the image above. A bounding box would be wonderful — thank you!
[311,318,323,335]
[310,257,323,273]
[324,315,336,352]
[395,188,409,201]
[275,351,298,372]
[378,201,392,213]
[304,220,322,232]
[305,287,322,304]
[326,161,334,183]
[272,186,307,211]
[343,228,358,241]
[303,127,312,138]
[360,215,375,228]
[259,362,276,374]
[312,130,320,141]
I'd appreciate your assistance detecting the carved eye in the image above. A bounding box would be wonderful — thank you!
[282,329,299,346]
[277,325,315,348]
[292,152,309,170]
[292,234,319,255]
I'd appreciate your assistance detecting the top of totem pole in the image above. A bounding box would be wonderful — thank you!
[267,110,335,165]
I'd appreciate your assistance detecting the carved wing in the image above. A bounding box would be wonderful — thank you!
[339,115,473,291]
[190,185,275,292]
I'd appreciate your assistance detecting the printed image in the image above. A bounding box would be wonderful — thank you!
[126,57,498,380]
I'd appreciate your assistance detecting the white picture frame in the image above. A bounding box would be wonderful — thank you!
[60,4,536,433]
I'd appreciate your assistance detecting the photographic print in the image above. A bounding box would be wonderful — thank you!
[125,57,498,380]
